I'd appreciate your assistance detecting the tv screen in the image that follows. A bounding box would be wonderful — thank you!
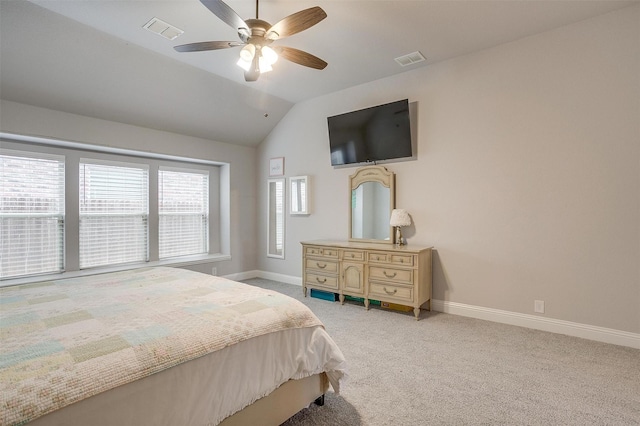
[327,99,412,166]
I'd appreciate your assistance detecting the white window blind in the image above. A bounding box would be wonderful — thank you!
[0,150,65,279]
[158,168,209,259]
[275,180,284,252]
[79,160,149,269]
[267,179,284,258]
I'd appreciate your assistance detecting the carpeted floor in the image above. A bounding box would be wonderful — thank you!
[242,278,640,426]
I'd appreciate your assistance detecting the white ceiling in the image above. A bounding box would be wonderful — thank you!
[1,0,636,146]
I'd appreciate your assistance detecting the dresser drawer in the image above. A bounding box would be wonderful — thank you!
[305,246,339,258]
[369,281,413,303]
[368,252,389,263]
[369,266,413,284]
[305,258,339,273]
[390,254,413,266]
[343,250,365,261]
[305,272,339,290]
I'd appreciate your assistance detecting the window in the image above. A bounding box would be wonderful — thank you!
[158,168,209,259]
[79,160,149,269]
[267,178,285,258]
[0,150,65,279]
[1,135,228,285]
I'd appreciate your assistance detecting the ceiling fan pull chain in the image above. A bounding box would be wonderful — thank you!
[256,0,259,19]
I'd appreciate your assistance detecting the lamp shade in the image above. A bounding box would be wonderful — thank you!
[390,209,411,227]
[239,44,255,62]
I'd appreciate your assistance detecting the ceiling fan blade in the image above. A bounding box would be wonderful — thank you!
[200,0,249,36]
[266,7,327,40]
[276,46,327,70]
[174,41,243,52]
[244,53,261,82]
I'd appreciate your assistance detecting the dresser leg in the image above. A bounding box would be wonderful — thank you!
[303,286,308,297]
[339,294,345,305]
[414,307,421,320]
[364,299,370,310]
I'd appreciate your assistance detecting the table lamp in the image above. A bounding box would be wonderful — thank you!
[390,209,411,246]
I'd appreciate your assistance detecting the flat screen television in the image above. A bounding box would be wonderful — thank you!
[327,99,412,166]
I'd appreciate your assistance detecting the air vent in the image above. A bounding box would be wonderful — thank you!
[394,51,426,67]
[143,17,184,41]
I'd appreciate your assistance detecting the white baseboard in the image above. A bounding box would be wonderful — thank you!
[221,270,260,282]
[432,299,640,349]
[222,270,302,286]
[223,270,639,349]
[256,271,302,286]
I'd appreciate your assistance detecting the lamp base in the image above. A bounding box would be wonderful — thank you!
[395,227,405,246]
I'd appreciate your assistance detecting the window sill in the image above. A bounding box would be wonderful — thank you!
[0,253,231,288]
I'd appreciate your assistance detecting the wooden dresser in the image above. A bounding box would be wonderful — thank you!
[301,240,432,320]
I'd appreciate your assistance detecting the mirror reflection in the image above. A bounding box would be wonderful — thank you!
[290,176,309,215]
[351,182,391,240]
[348,165,395,243]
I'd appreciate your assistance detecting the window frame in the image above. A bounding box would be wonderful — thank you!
[79,158,150,270]
[267,178,285,259]
[158,166,210,260]
[0,149,66,279]
[0,134,230,287]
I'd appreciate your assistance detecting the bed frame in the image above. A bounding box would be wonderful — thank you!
[27,371,328,426]
[220,373,328,426]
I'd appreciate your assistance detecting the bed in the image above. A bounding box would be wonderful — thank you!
[0,267,347,425]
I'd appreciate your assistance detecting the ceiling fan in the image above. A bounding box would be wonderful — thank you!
[174,0,328,82]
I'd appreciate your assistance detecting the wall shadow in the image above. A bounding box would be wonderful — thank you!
[431,249,449,302]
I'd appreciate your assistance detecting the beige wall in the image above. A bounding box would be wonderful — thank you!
[0,100,258,276]
[257,6,640,333]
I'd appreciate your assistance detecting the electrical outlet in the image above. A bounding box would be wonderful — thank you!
[211,267,217,276]
[534,300,545,313]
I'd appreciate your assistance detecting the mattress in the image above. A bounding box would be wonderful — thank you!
[0,267,347,425]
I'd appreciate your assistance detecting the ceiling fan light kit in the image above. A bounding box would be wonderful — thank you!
[237,44,277,73]
[175,0,327,82]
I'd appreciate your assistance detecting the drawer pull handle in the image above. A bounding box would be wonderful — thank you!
[383,287,397,295]
[351,254,355,258]
[376,256,380,260]
[400,259,404,263]
[383,271,397,278]
[316,277,327,283]
[316,262,327,269]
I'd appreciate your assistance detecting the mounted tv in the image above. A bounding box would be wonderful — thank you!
[327,99,413,167]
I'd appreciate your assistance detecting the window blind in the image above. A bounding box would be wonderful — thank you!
[268,179,284,256]
[275,180,284,251]
[158,168,209,259]
[79,160,149,269]
[0,150,65,279]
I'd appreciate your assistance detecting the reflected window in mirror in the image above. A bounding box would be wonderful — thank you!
[267,178,285,258]
[349,165,395,243]
[290,176,309,215]
[351,181,391,240]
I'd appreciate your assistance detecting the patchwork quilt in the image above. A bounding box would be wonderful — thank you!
[0,267,322,426]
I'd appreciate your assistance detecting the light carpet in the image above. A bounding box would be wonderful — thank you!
[242,278,640,426]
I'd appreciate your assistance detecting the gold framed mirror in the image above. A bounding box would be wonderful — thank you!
[348,165,395,243]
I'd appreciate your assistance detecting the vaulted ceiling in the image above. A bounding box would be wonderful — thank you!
[1,0,636,146]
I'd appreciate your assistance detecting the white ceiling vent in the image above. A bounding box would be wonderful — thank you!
[394,51,426,67]
[143,17,184,41]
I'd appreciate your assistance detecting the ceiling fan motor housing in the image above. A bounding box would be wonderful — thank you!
[244,19,277,46]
